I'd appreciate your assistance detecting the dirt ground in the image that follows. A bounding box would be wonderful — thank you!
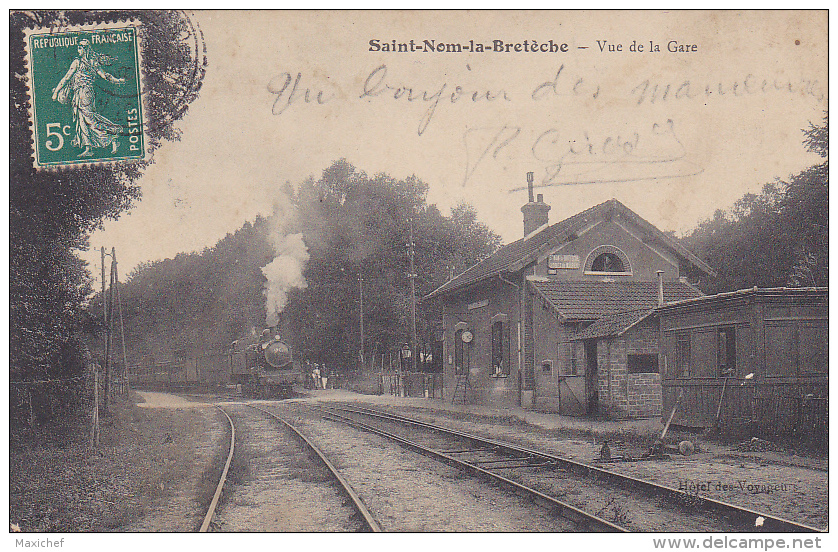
[123,391,225,531]
[210,404,365,532]
[11,388,826,532]
[298,389,829,530]
[277,402,577,531]
[9,391,225,532]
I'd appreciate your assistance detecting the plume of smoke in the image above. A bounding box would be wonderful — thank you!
[262,195,309,328]
[263,233,309,328]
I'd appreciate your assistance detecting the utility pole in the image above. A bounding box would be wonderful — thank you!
[105,247,116,412]
[100,247,110,413]
[359,269,365,372]
[408,219,418,373]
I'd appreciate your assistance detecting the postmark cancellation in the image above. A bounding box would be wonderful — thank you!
[23,22,146,169]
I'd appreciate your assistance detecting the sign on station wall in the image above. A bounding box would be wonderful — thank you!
[548,254,581,269]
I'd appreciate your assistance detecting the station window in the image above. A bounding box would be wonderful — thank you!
[541,360,553,374]
[569,341,579,375]
[628,354,659,374]
[718,326,736,377]
[676,332,691,377]
[491,321,510,377]
[591,252,626,273]
[765,323,796,377]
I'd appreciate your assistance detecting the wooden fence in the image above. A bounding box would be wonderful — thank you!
[380,372,444,399]
[750,396,828,448]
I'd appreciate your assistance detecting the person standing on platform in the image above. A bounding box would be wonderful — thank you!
[303,360,312,389]
[320,363,329,390]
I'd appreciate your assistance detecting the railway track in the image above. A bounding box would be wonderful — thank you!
[322,404,823,533]
[247,404,381,532]
[200,405,236,532]
[320,406,624,532]
[200,403,381,532]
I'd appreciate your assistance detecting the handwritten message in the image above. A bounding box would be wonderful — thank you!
[266,62,825,190]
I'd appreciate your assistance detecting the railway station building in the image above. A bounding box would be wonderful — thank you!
[424,176,715,416]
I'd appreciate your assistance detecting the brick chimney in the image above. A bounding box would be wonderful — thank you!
[521,172,550,236]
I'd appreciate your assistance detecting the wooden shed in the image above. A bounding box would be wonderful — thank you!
[656,287,827,438]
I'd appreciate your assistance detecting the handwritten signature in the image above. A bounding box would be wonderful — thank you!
[463,119,702,188]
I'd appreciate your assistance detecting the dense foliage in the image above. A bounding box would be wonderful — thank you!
[113,160,502,371]
[10,10,205,384]
[288,160,502,369]
[682,115,828,293]
[104,220,272,362]
[105,113,829,372]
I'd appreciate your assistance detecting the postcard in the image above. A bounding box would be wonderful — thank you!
[9,9,828,542]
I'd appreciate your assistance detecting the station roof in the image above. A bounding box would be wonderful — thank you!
[572,308,656,340]
[424,198,715,300]
[530,280,702,321]
[655,286,828,312]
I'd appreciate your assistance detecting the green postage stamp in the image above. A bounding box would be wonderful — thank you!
[24,22,145,168]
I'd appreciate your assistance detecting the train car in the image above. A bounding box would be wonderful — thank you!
[230,328,302,398]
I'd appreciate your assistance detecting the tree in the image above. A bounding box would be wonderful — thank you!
[682,114,827,292]
[10,10,206,386]
[283,160,502,370]
[111,160,502,375]
[783,115,828,286]
[93,218,275,366]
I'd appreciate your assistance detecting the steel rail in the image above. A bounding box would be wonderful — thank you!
[248,404,382,532]
[321,409,624,532]
[200,405,236,532]
[329,404,824,533]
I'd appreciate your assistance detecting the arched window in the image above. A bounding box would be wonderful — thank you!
[584,246,632,274]
[592,252,625,272]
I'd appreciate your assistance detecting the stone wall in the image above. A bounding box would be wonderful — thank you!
[626,322,662,418]
[596,319,662,419]
[627,372,662,418]
[441,277,521,408]
[344,370,382,395]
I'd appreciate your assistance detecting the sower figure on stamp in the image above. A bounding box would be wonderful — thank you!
[51,39,125,157]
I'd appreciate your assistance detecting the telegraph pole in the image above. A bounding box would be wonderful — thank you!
[408,219,418,373]
[105,247,116,412]
[359,269,365,371]
[100,247,109,413]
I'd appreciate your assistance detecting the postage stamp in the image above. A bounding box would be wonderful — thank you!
[24,22,145,168]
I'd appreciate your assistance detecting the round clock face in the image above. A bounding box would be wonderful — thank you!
[461,331,473,343]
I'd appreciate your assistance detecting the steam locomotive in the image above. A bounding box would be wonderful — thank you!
[230,328,302,399]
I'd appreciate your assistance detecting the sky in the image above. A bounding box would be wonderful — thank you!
[78,10,827,283]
